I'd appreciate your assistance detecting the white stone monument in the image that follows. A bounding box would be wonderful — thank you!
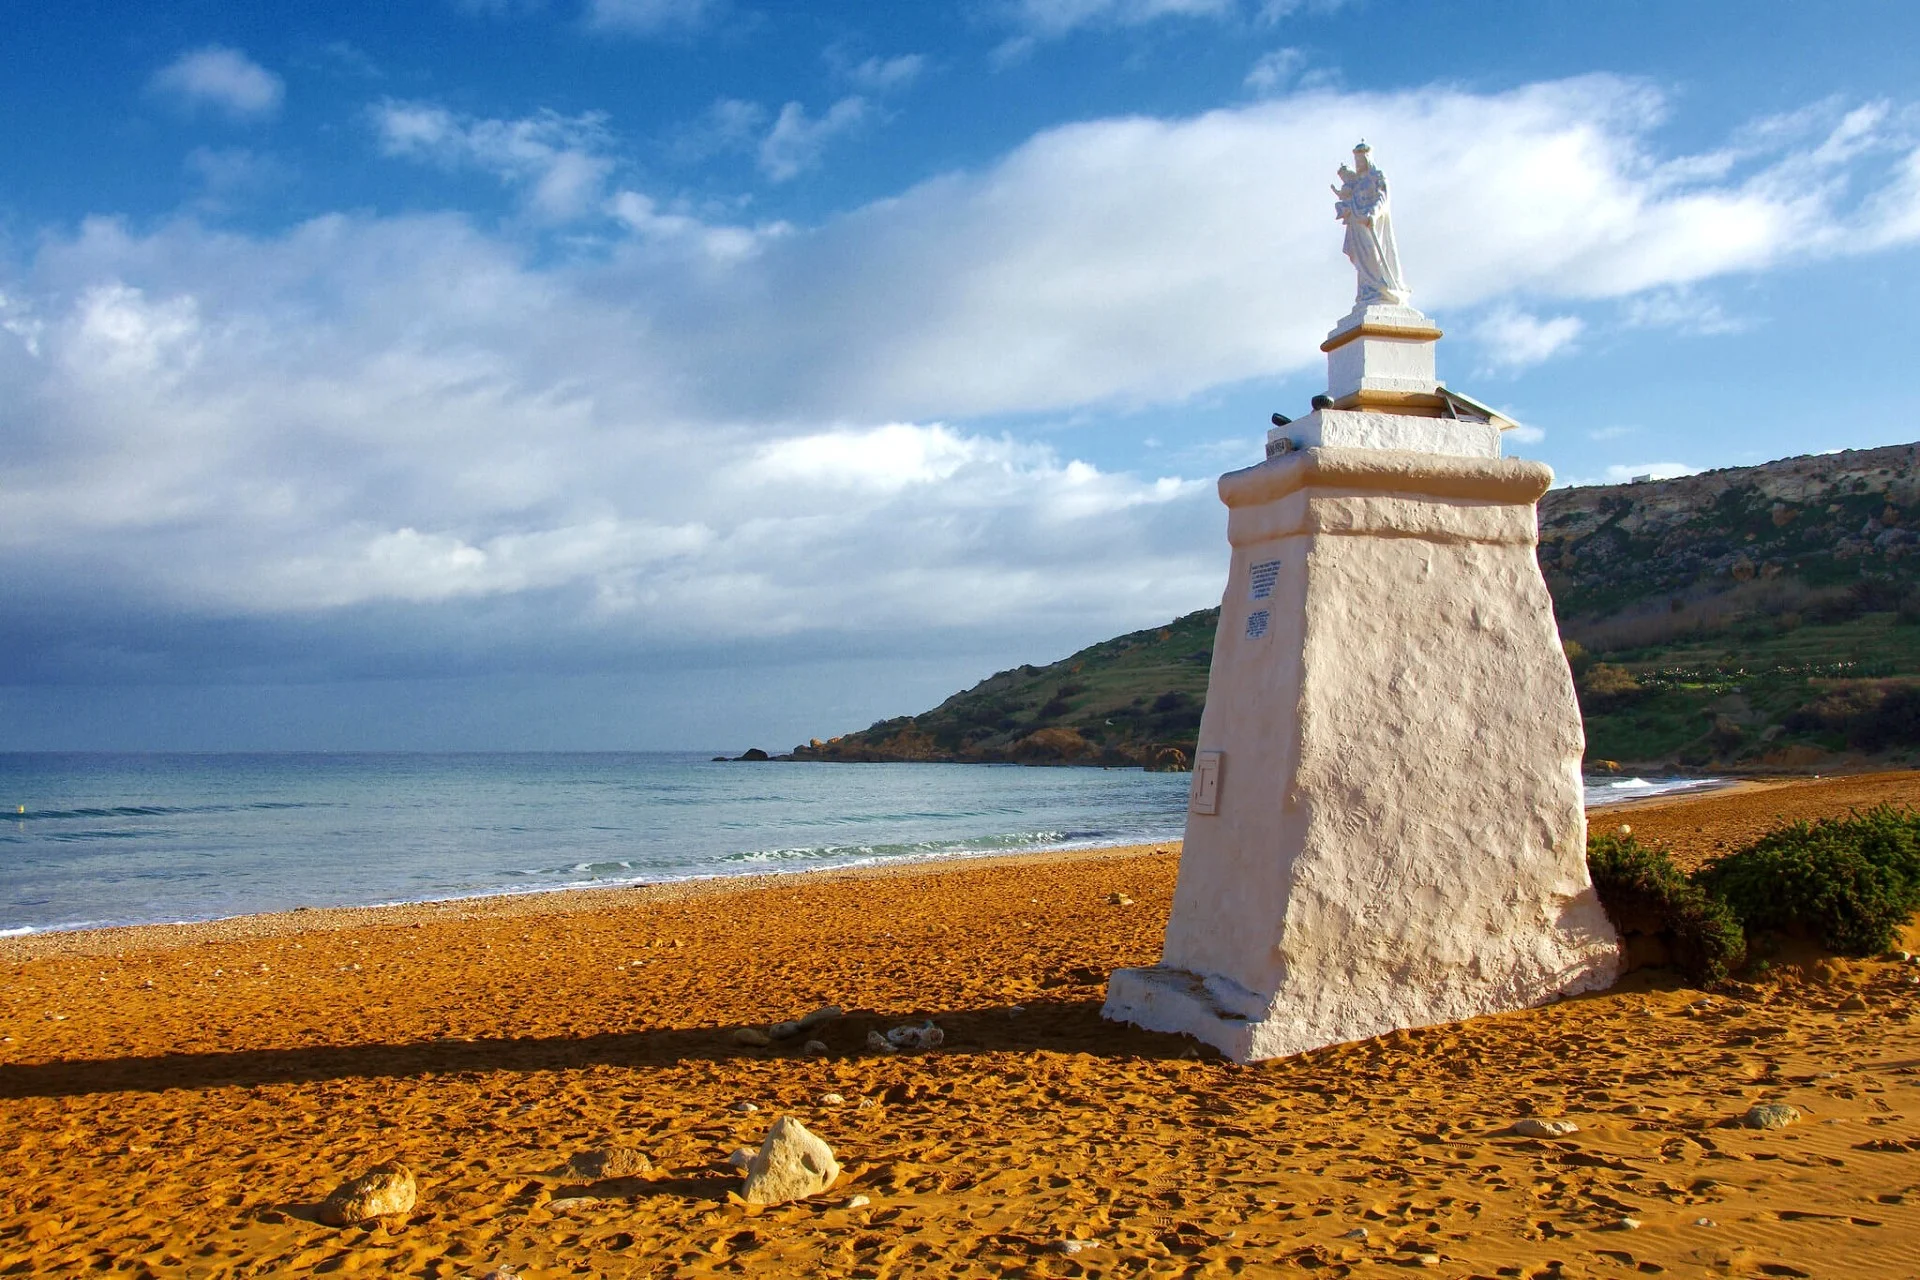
[1103,144,1622,1063]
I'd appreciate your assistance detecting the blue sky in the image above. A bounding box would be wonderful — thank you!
[3,0,1920,750]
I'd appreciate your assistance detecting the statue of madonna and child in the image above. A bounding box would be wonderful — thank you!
[1331,142,1410,309]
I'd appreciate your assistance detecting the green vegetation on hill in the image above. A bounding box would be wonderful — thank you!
[789,609,1218,768]
[793,442,1920,773]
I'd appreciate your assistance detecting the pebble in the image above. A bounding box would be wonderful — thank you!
[1695,1217,1717,1227]
[1511,1117,1579,1138]
[1417,1254,1441,1267]
[731,1100,760,1115]
[476,1267,522,1280]
[883,1020,945,1051]
[731,1027,772,1048]
[726,1147,755,1169]
[1617,1217,1642,1231]
[818,1092,846,1106]
[1107,892,1133,906]
[1339,1227,1368,1241]
[798,1004,844,1031]
[803,1039,829,1056]
[844,1193,871,1209]
[1741,1102,1800,1130]
[768,1020,803,1041]
[1056,1240,1096,1255]
[1840,994,1871,1012]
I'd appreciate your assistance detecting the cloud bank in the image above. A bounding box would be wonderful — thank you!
[4,75,1920,722]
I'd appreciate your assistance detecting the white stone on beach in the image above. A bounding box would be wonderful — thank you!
[730,1100,759,1114]
[317,1160,417,1226]
[740,1116,842,1206]
[819,1092,846,1105]
[726,1146,755,1169]
[1103,145,1620,1064]
[1511,1118,1580,1139]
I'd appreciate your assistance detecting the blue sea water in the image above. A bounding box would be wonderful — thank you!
[0,753,1720,935]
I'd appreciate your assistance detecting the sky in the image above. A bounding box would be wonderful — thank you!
[4,0,1920,752]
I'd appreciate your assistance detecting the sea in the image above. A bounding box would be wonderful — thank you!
[0,753,1722,936]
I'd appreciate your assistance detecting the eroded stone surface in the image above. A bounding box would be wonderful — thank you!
[1741,1103,1801,1130]
[317,1160,416,1226]
[740,1116,841,1206]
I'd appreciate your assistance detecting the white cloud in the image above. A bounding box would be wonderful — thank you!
[669,97,770,164]
[606,191,787,260]
[1007,0,1235,37]
[149,46,284,120]
[1619,288,1746,335]
[1245,48,1306,95]
[759,97,869,182]
[843,54,926,94]
[1472,306,1584,370]
[372,102,616,221]
[584,0,720,35]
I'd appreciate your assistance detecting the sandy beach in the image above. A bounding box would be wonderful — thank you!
[6,773,1920,1278]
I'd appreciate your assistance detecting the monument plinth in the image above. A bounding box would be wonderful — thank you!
[1102,145,1621,1063]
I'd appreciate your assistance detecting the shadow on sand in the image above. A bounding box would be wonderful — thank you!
[0,996,1204,1100]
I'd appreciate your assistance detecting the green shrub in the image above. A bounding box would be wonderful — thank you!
[1587,831,1745,986]
[1696,806,1920,956]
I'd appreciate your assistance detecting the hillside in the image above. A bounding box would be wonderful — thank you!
[788,442,1920,772]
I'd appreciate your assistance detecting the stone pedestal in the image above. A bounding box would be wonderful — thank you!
[1103,446,1621,1062]
[1322,304,1445,414]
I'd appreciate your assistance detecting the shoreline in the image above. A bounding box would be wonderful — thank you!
[0,769,1839,959]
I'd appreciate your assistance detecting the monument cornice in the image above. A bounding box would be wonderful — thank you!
[1319,322,1444,353]
[1219,445,1553,510]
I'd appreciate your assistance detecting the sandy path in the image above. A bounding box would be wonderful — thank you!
[5,777,1920,1278]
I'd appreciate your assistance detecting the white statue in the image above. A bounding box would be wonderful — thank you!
[1332,143,1409,307]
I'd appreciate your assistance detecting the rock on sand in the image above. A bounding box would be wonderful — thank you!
[567,1147,652,1179]
[1741,1103,1801,1130]
[1510,1118,1579,1138]
[317,1160,417,1226]
[740,1116,841,1206]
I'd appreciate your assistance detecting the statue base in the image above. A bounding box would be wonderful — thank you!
[1102,446,1621,1063]
[1320,304,1445,414]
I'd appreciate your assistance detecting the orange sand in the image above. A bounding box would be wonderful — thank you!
[6,775,1920,1278]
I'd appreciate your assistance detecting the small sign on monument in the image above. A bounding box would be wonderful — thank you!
[1188,750,1222,816]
